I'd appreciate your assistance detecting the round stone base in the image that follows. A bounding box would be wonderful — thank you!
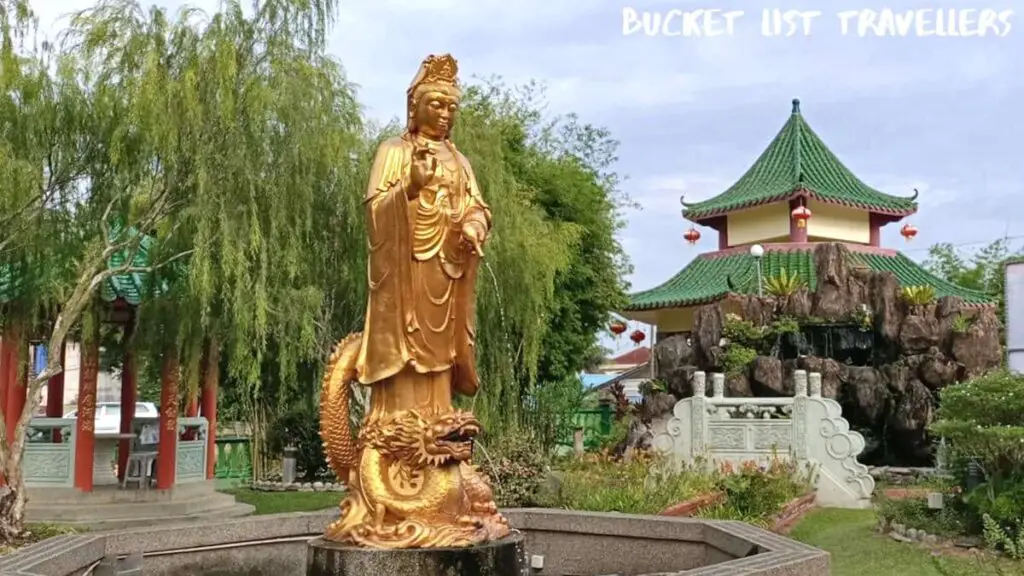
[306,533,526,576]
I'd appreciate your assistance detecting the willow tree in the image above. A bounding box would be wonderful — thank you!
[0,0,195,540]
[0,0,354,539]
[66,0,360,477]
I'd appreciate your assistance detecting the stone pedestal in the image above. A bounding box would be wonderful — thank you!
[306,533,526,576]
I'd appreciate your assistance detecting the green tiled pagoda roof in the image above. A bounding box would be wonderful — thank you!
[682,100,918,221]
[0,229,156,306]
[625,248,992,311]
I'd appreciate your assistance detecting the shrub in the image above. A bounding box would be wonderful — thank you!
[555,453,716,514]
[764,268,806,298]
[723,313,765,350]
[478,430,549,508]
[875,492,969,536]
[982,514,1024,560]
[550,453,812,524]
[722,345,757,376]
[931,371,1024,536]
[931,370,1024,482]
[901,285,936,306]
[524,376,587,455]
[265,403,326,481]
[702,458,815,525]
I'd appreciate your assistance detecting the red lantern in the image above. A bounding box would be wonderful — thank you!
[683,227,701,245]
[609,320,627,336]
[900,223,918,241]
[629,329,646,345]
[791,205,812,228]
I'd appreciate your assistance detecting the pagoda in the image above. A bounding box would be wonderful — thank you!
[621,99,992,335]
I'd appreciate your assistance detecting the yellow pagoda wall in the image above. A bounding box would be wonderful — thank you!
[726,204,790,246]
[805,199,870,243]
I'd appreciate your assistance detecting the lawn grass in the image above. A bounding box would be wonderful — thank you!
[223,488,342,515]
[790,508,1021,576]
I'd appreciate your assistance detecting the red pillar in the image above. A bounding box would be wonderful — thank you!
[74,337,100,491]
[156,350,180,490]
[0,331,14,440]
[185,396,199,418]
[117,337,137,482]
[200,341,220,480]
[46,342,66,443]
[869,213,883,247]
[5,327,26,444]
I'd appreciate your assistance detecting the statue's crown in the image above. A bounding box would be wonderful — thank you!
[409,54,459,94]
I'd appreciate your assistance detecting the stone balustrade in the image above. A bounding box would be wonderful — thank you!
[653,369,875,509]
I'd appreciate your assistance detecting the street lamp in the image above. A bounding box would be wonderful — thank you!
[750,244,764,297]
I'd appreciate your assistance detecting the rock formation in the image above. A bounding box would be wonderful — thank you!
[646,243,1003,466]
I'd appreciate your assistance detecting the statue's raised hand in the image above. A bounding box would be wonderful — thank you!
[462,220,487,257]
[409,146,437,198]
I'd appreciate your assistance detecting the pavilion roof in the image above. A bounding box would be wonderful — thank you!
[0,229,157,306]
[624,246,993,311]
[681,99,919,222]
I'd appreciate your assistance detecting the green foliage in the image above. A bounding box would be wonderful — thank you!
[982,514,1024,560]
[932,371,1024,540]
[722,345,757,376]
[523,376,587,455]
[763,268,806,297]
[264,402,326,482]
[723,313,764,349]
[700,458,814,526]
[951,314,974,334]
[876,493,970,536]
[554,453,716,514]
[638,378,667,396]
[551,454,811,523]
[453,81,629,436]
[901,285,937,306]
[925,239,1022,296]
[478,430,550,508]
[852,304,873,331]
[770,316,800,335]
[0,0,630,535]
[931,371,1024,477]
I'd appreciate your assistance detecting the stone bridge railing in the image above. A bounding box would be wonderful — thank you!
[653,370,875,509]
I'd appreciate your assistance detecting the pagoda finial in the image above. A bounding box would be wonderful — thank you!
[792,98,801,114]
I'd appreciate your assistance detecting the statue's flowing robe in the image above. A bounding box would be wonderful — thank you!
[355,134,491,398]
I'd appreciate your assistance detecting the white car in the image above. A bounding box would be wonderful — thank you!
[63,402,159,434]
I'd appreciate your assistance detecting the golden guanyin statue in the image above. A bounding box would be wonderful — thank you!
[319,54,510,549]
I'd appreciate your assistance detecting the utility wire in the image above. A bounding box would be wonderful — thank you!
[901,233,1024,254]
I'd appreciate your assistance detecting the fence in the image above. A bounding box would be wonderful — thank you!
[556,405,613,451]
[653,370,875,509]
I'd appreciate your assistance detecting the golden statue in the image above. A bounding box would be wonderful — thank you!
[319,54,510,549]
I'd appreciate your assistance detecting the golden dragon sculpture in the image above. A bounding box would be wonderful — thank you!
[319,333,508,549]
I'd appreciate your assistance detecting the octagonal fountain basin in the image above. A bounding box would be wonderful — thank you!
[0,508,829,576]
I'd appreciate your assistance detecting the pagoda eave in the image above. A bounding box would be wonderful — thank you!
[684,189,918,224]
[622,242,994,320]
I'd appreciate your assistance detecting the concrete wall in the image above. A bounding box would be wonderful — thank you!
[727,203,791,247]
[805,199,870,244]
[0,509,829,576]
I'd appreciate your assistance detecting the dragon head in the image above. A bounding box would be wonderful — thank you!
[361,409,481,467]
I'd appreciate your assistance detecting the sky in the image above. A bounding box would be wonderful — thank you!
[33,0,1023,352]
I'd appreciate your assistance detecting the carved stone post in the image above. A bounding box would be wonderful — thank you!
[791,370,808,460]
[691,371,707,456]
[711,373,725,398]
[793,370,808,397]
[808,372,822,398]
